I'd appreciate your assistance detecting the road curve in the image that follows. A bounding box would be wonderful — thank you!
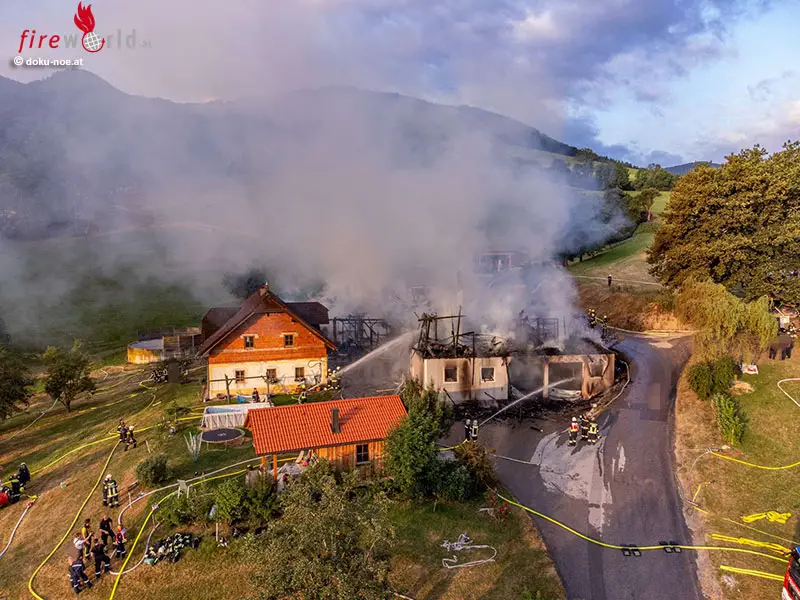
[458,334,702,600]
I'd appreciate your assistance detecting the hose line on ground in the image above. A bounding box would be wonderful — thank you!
[27,443,119,600]
[495,491,787,563]
[719,565,785,582]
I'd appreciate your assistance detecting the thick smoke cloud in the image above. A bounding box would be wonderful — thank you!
[0,0,636,346]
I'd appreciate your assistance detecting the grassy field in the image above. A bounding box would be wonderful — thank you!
[0,353,565,600]
[390,500,565,600]
[675,354,800,599]
[568,191,670,288]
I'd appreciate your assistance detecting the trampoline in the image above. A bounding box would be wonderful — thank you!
[200,428,245,446]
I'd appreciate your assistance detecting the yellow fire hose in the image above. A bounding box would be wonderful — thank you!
[27,442,119,600]
[495,492,787,563]
[107,466,258,600]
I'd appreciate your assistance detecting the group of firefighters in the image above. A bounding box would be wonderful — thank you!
[0,462,31,508]
[569,414,599,446]
[117,420,137,452]
[69,509,129,594]
[463,419,480,442]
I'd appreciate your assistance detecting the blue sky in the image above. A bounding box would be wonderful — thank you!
[1,0,797,166]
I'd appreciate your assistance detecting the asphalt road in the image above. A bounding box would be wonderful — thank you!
[453,333,702,600]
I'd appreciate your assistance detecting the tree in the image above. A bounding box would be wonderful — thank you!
[635,187,660,221]
[648,143,800,304]
[399,378,451,433]
[42,340,95,412]
[252,462,394,600]
[675,279,777,361]
[384,409,442,498]
[0,346,33,419]
[612,162,632,190]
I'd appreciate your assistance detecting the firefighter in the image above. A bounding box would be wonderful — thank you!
[587,308,597,329]
[297,383,307,404]
[465,419,472,441]
[80,519,94,560]
[471,420,479,442]
[99,514,114,548]
[18,462,30,487]
[9,472,21,503]
[90,538,111,578]
[588,420,599,445]
[568,417,579,446]
[69,554,92,594]
[607,274,612,288]
[124,426,137,451]
[117,420,127,444]
[580,414,590,441]
[102,474,119,507]
[114,525,127,559]
[251,388,260,403]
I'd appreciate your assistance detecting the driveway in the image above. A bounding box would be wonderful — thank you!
[448,333,702,600]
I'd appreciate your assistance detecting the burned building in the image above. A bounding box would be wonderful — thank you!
[409,312,510,404]
[509,310,615,400]
[330,315,393,363]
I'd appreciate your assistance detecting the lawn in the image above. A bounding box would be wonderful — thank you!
[389,498,565,600]
[675,354,800,599]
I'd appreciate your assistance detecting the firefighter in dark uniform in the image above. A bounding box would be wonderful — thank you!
[568,417,579,446]
[90,538,111,578]
[102,474,119,507]
[588,420,599,445]
[464,419,472,441]
[69,554,93,594]
[99,515,114,548]
[580,414,590,441]
[114,525,128,559]
[118,420,127,445]
[18,463,30,487]
[9,472,21,503]
[251,388,260,403]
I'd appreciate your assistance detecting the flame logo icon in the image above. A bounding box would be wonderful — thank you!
[74,3,105,53]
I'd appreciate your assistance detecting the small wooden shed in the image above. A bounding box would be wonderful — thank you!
[244,395,407,478]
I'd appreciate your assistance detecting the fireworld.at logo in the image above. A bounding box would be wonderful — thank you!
[17,2,105,54]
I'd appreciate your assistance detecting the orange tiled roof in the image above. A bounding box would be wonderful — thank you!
[244,395,407,455]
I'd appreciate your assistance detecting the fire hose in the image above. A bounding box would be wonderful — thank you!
[0,496,37,560]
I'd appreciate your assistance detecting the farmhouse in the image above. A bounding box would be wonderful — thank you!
[198,285,336,399]
[244,395,407,477]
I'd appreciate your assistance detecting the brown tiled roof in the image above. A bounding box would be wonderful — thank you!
[244,395,407,455]
[198,288,336,356]
[286,302,329,326]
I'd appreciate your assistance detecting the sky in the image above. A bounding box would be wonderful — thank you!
[1,0,799,166]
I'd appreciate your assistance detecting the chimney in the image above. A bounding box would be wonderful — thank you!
[330,407,341,434]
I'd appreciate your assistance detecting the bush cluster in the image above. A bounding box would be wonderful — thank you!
[687,356,738,400]
[136,454,170,487]
[711,393,746,446]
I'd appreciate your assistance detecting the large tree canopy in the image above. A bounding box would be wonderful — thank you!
[648,143,800,304]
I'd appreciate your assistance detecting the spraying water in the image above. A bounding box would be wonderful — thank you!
[337,331,415,377]
[478,378,576,427]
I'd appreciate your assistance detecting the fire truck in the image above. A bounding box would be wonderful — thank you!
[783,547,800,599]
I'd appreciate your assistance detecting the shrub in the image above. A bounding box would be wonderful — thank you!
[484,489,510,521]
[214,478,247,523]
[136,454,169,487]
[712,393,746,446]
[436,463,475,502]
[158,491,215,527]
[453,441,497,490]
[384,410,441,499]
[687,362,714,399]
[244,479,280,524]
[688,357,738,400]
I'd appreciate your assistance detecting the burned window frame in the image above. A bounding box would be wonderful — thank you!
[444,367,458,383]
[481,367,495,382]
